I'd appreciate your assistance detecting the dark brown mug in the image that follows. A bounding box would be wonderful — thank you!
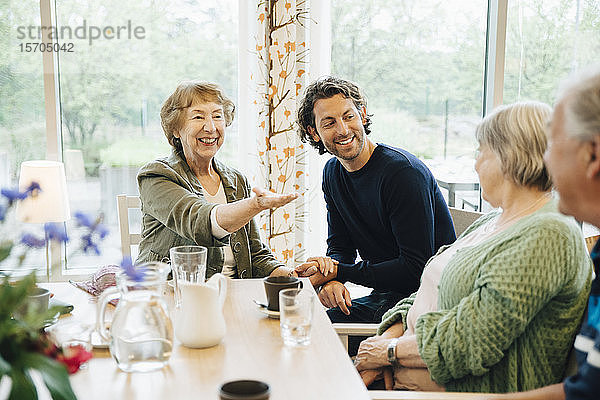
[219,380,270,400]
[263,276,303,311]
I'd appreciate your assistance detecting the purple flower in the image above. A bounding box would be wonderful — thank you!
[74,211,94,228]
[24,182,41,195]
[81,233,100,255]
[120,256,146,282]
[0,182,41,205]
[20,233,46,248]
[73,211,108,255]
[1,188,28,203]
[74,211,109,240]
[97,224,109,239]
[0,204,6,222]
[44,223,69,243]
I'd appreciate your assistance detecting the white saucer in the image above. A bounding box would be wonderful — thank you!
[256,303,280,319]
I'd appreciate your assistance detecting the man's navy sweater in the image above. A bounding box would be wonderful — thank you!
[324,144,456,296]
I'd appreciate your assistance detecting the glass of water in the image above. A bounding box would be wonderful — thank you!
[279,288,314,347]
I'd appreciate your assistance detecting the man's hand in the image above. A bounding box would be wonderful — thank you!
[359,368,394,390]
[354,335,393,371]
[295,256,338,278]
[318,280,352,315]
[252,187,298,211]
[308,270,330,287]
[306,256,338,277]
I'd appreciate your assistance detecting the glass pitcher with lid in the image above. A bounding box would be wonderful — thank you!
[96,262,173,372]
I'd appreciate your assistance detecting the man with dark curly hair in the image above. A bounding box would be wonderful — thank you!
[295,76,456,346]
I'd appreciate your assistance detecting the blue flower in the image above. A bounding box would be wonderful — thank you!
[74,211,109,240]
[120,256,146,282]
[20,234,46,248]
[24,182,41,195]
[97,224,109,239]
[0,204,6,222]
[1,188,28,203]
[81,233,100,255]
[0,182,40,205]
[44,223,69,243]
[74,211,94,228]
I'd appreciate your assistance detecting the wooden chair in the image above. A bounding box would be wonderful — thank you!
[116,194,142,258]
[448,207,484,237]
[585,234,599,253]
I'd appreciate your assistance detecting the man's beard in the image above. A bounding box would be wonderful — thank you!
[323,130,365,161]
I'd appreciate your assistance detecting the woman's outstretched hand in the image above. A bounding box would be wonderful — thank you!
[252,187,298,210]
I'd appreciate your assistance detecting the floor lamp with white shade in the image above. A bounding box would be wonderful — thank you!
[16,160,70,280]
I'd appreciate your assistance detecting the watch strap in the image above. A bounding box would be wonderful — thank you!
[387,338,400,366]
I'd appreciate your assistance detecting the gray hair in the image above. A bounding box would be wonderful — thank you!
[476,101,553,191]
[556,65,600,141]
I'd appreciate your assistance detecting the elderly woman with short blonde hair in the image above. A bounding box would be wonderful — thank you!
[354,101,592,394]
[136,81,297,279]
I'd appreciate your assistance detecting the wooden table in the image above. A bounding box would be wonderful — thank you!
[42,279,370,400]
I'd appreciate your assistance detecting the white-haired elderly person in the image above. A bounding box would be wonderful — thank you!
[354,101,592,394]
[136,80,300,279]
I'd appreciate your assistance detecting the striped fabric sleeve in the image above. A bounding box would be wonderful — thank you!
[564,330,600,400]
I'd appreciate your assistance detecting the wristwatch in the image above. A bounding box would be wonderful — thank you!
[387,338,400,367]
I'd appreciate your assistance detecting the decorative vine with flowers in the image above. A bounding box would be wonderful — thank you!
[253,0,314,267]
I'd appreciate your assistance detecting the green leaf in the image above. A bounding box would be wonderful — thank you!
[0,241,12,264]
[21,353,77,400]
[8,369,36,400]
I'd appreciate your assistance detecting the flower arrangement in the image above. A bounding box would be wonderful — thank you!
[0,183,107,400]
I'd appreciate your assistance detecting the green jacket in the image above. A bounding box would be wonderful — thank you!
[136,149,283,279]
[379,201,592,393]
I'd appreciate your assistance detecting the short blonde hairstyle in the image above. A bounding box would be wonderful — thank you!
[160,81,235,151]
[476,101,552,191]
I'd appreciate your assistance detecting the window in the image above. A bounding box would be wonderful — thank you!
[331,0,487,210]
[1,2,47,187]
[4,0,600,278]
[0,1,47,272]
[503,0,600,104]
[54,0,239,268]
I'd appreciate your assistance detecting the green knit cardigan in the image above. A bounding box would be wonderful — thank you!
[379,201,592,393]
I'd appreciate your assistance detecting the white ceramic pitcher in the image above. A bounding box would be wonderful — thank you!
[173,273,227,348]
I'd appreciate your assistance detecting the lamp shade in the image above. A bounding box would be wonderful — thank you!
[17,160,71,223]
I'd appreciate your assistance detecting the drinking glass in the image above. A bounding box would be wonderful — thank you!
[279,288,314,347]
[47,320,93,371]
[170,245,208,308]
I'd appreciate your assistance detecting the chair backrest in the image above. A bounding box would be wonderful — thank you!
[448,207,484,237]
[585,234,599,253]
[116,194,142,258]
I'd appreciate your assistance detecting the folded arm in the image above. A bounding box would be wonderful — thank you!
[415,226,574,384]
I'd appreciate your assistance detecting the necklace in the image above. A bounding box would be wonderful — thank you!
[484,192,552,233]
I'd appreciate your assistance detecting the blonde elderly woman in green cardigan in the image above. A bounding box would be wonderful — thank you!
[353,102,592,393]
[136,81,314,279]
